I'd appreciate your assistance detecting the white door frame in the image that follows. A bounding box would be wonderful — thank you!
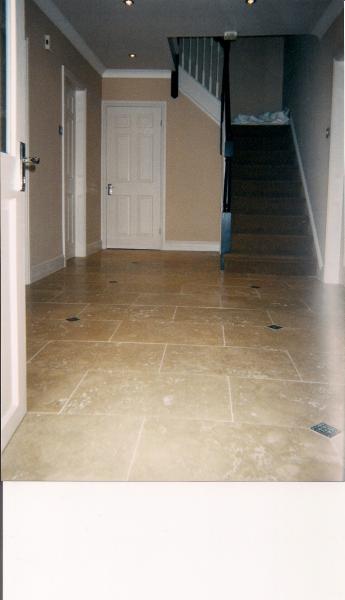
[61,65,87,262]
[101,100,166,249]
[323,58,344,284]
[1,0,27,450]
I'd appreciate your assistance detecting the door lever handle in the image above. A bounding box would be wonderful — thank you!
[23,156,40,167]
[107,183,113,195]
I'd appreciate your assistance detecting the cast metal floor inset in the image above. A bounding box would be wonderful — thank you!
[310,422,340,438]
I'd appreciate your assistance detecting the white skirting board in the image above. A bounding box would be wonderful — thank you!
[87,240,103,255]
[163,241,220,252]
[30,254,65,283]
[290,116,323,270]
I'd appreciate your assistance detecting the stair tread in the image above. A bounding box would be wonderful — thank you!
[225,253,315,262]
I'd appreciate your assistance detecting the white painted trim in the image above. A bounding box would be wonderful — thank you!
[75,89,87,257]
[103,69,171,79]
[179,66,220,124]
[32,0,105,75]
[312,0,344,39]
[30,254,65,283]
[61,65,66,265]
[62,68,87,260]
[163,241,220,252]
[25,37,31,284]
[290,116,323,270]
[101,101,167,251]
[323,60,344,284]
[87,240,102,256]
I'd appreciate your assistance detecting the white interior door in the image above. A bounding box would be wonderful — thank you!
[1,0,27,450]
[105,104,162,249]
[64,77,76,259]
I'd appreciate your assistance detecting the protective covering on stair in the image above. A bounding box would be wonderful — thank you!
[232,110,290,125]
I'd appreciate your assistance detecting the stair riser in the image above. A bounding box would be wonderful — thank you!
[233,180,302,196]
[233,150,296,165]
[224,259,316,276]
[234,138,293,150]
[232,125,291,137]
[231,197,306,215]
[232,165,299,180]
[232,215,310,235]
[232,235,314,256]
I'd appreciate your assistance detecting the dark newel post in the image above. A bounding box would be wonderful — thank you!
[171,69,179,98]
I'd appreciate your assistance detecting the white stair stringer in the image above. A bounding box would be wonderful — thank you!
[178,67,220,124]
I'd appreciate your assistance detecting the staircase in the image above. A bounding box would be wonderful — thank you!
[229,125,316,275]
[171,38,317,276]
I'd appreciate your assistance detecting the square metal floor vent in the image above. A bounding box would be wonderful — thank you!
[310,423,340,438]
[267,324,283,330]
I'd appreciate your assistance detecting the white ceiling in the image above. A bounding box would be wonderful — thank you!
[41,0,340,70]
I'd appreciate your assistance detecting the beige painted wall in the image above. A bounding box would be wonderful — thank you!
[283,15,344,271]
[103,78,222,242]
[26,0,102,269]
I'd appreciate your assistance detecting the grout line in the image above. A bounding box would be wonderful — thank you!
[28,410,338,431]
[266,310,275,325]
[58,369,90,414]
[285,350,303,382]
[159,344,168,373]
[126,417,146,481]
[172,307,178,321]
[77,303,92,316]
[108,320,123,341]
[222,324,226,347]
[27,341,51,363]
[227,376,234,422]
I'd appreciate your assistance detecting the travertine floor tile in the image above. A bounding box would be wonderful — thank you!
[80,304,176,321]
[223,323,345,355]
[27,339,49,361]
[268,307,344,329]
[19,250,345,482]
[128,418,342,481]
[26,318,120,342]
[27,365,87,413]
[65,370,232,420]
[181,283,259,296]
[221,296,265,309]
[26,302,87,320]
[26,288,61,302]
[288,351,345,384]
[161,344,299,380]
[231,378,345,428]
[134,293,222,307]
[112,319,223,345]
[1,413,142,481]
[175,306,270,325]
[53,291,140,305]
[30,340,165,372]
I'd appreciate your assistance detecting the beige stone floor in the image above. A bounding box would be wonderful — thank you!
[2,250,345,481]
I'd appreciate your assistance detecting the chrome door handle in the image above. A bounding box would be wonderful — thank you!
[107,183,113,195]
[23,156,40,167]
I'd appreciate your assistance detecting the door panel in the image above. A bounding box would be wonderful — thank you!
[1,0,27,450]
[105,105,162,249]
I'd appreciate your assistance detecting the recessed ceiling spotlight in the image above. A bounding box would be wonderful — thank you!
[129,53,136,58]
[246,0,256,5]
[123,0,134,6]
